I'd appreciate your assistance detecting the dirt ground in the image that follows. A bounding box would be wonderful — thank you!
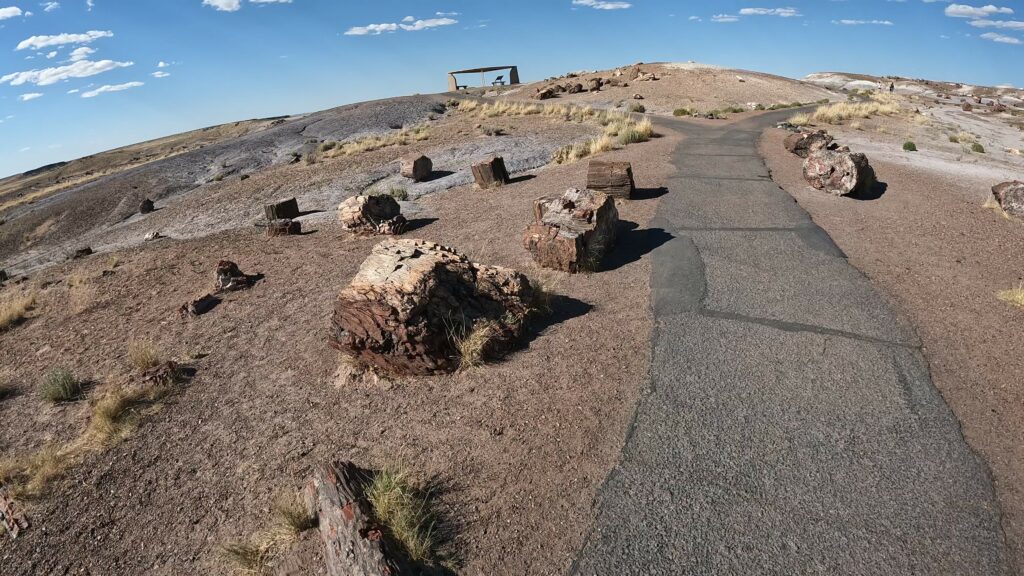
[0,117,681,574]
[761,127,1024,571]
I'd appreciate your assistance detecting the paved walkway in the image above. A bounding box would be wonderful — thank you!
[571,111,1013,575]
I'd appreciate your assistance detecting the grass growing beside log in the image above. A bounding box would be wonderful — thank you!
[366,467,439,564]
[127,339,163,371]
[0,292,35,331]
[222,490,317,575]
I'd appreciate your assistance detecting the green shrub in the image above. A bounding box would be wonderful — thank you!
[903,141,918,152]
[673,107,695,117]
[627,102,646,114]
[41,368,83,403]
[971,142,985,153]
[754,103,766,111]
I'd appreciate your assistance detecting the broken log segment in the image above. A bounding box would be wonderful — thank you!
[586,161,636,199]
[304,461,407,576]
[802,150,876,197]
[400,155,433,182]
[523,188,619,273]
[338,195,407,236]
[471,156,510,189]
[264,197,300,221]
[1,486,29,539]
[266,218,302,237]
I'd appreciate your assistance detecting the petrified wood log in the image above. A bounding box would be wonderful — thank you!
[992,181,1024,218]
[339,195,407,236]
[523,188,619,273]
[304,461,407,576]
[784,130,834,159]
[586,161,635,199]
[329,239,534,375]
[214,260,253,292]
[400,155,432,182]
[802,150,876,197]
[471,157,510,189]
[1,486,29,539]
[139,198,155,214]
[178,294,220,318]
[266,218,301,237]
[264,197,300,221]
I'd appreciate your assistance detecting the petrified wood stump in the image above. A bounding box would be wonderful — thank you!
[400,155,432,182]
[586,161,635,199]
[329,239,534,375]
[784,130,834,159]
[264,197,300,221]
[802,150,876,197]
[338,195,408,236]
[266,218,301,237]
[992,181,1024,218]
[523,188,619,273]
[303,461,408,576]
[471,156,510,189]
[214,260,254,292]
[139,198,155,214]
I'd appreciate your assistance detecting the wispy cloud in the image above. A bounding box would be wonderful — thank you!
[18,92,43,101]
[832,19,894,26]
[1,59,133,86]
[81,81,143,98]
[151,70,169,78]
[202,0,240,10]
[16,30,113,51]
[981,31,1022,43]
[572,0,632,9]
[945,4,1013,19]
[345,16,458,36]
[739,7,800,18]
[41,2,60,12]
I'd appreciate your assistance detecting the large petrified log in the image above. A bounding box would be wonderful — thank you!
[471,157,510,189]
[329,239,534,375]
[784,130,834,159]
[992,181,1024,218]
[802,150,876,197]
[523,188,619,273]
[338,195,408,236]
[400,155,432,182]
[264,197,300,221]
[586,161,635,199]
[303,461,408,576]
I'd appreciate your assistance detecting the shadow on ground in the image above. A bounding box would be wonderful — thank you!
[852,180,888,201]
[633,187,669,200]
[405,217,439,233]
[602,220,674,272]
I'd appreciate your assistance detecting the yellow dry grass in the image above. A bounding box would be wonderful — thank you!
[127,339,163,371]
[222,490,316,574]
[0,292,36,331]
[788,113,811,126]
[997,283,1024,308]
[323,125,430,157]
[810,93,902,125]
[454,320,499,370]
[366,466,438,564]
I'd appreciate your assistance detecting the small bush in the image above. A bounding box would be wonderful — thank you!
[454,320,498,370]
[127,339,162,371]
[627,102,645,114]
[754,103,766,111]
[367,466,439,564]
[723,106,746,114]
[789,113,811,126]
[673,107,696,117]
[40,368,82,403]
[849,121,863,130]
[903,141,918,152]
[319,141,337,152]
[387,187,409,201]
[0,293,35,331]
[971,142,986,153]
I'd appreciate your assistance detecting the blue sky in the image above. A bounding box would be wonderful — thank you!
[0,0,1021,177]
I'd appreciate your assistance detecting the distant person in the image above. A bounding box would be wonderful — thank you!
[889,82,895,93]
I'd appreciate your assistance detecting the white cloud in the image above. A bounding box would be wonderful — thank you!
[69,46,95,61]
[968,18,1024,29]
[712,14,739,22]
[67,87,78,93]
[345,17,457,35]
[833,19,894,25]
[16,30,113,51]
[41,2,60,11]
[945,4,1013,18]
[81,80,143,98]
[45,50,57,58]
[436,11,458,16]
[151,70,169,78]
[1,59,133,86]
[981,31,1022,43]
[157,60,169,67]
[18,92,43,101]
[250,0,292,2]
[572,0,631,9]
[739,7,801,17]
[86,0,93,10]
[0,6,24,19]
[202,0,240,11]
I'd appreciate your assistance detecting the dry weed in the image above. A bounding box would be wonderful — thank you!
[366,466,438,563]
[0,292,36,331]
[127,339,163,371]
[997,283,1024,308]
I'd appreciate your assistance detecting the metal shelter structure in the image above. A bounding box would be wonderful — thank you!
[447,66,520,91]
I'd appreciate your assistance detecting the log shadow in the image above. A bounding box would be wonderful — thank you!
[297,209,326,217]
[404,218,439,233]
[851,180,887,201]
[632,186,669,200]
[423,170,456,182]
[524,293,594,341]
[508,174,537,184]
[601,221,674,272]
[297,229,319,236]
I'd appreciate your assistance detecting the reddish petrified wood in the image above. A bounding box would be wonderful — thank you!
[266,218,301,237]
[0,486,29,539]
[784,130,834,159]
[339,195,407,236]
[802,150,876,197]
[471,157,510,189]
[523,188,619,273]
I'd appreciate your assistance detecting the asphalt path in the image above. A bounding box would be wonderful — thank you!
[570,110,1014,575]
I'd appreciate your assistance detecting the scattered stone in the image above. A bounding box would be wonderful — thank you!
[992,102,1008,113]
[534,87,556,100]
[472,156,510,189]
[240,174,250,181]
[638,73,659,82]
[632,93,644,100]
[71,247,93,260]
[962,102,973,112]
[264,197,300,221]
[0,269,7,284]
[141,361,182,386]
[338,195,407,235]
[523,188,619,273]
[784,130,834,159]
[1,486,29,539]
[329,239,535,375]
[400,154,433,182]
[587,78,602,92]
[144,231,163,242]
[803,150,876,197]
[587,161,636,199]
[178,294,220,318]
[566,83,584,94]
[992,181,1024,218]
[266,218,302,237]
[776,122,801,132]
[139,198,155,214]
[214,260,254,292]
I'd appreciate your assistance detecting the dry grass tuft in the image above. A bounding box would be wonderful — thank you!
[0,443,75,501]
[454,320,499,371]
[810,93,901,125]
[0,292,36,331]
[983,198,1011,220]
[997,283,1024,308]
[40,367,83,403]
[66,274,97,314]
[367,466,438,564]
[271,491,317,538]
[127,339,163,371]
[221,540,271,575]
[82,381,172,448]
[222,490,316,574]
[950,131,976,144]
[788,113,811,126]
[323,125,430,157]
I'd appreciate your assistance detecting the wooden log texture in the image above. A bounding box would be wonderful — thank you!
[304,461,406,576]
[267,218,302,237]
[992,181,1024,218]
[802,150,876,197]
[265,197,300,221]
[586,161,636,199]
[471,157,510,189]
[523,188,619,273]
[400,155,432,182]
[339,195,407,236]
[783,130,833,159]
[1,486,29,539]
[329,239,534,375]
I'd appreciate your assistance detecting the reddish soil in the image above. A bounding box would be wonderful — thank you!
[0,125,681,574]
[761,128,1024,571]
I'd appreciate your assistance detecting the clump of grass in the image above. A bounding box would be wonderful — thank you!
[0,443,72,501]
[950,131,976,144]
[626,102,645,113]
[67,274,96,314]
[769,102,804,111]
[616,118,653,145]
[83,381,173,448]
[789,113,811,126]
[221,540,270,575]
[40,367,83,403]
[366,467,438,564]
[811,93,901,124]
[754,103,766,111]
[271,491,317,536]
[997,283,1024,308]
[454,320,499,371]
[127,339,162,371]
[325,125,431,157]
[722,105,746,114]
[222,490,317,574]
[971,142,986,153]
[903,141,918,152]
[849,121,863,130]
[673,107,696,117]
[0,292,36,331]
[387,187,410,201]
[319,141,337,152]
